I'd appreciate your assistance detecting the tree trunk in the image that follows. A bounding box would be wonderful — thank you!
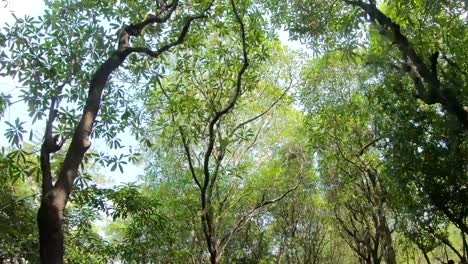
[423,251,431,264]
[37,48,130,264]
[35,2,207,261]
[462,230,468,262]
[378,207,396,264]
[37,195,65,264]
[209,244,220,264]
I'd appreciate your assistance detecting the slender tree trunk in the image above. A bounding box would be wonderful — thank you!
[423,251,431,264]
[462,230,468,263]
[209,243,220,264]
[378,207,396,264]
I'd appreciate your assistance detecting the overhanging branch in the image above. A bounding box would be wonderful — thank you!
[343,0,468,129]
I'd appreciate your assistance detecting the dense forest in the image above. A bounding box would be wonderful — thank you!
[0,0,466,263]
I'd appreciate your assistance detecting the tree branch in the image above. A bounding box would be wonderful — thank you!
[117,0,179,50]
[220,183,299,250]
[157,78,202,189]
[0,193,38,212]
[356,137,382,156]
[201,0,249,198]
[343,0,468,129]
[40,78,70,197]
[127,12,210,57]
[233,75,292,132]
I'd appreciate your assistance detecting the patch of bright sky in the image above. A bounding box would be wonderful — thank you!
[0,0,44,21]
[278,28,306,51]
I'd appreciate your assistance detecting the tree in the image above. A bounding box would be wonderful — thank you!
[265,0,467,129]
[300,53,397,263]
[142,1,304,262]
[1,0,212,262]
[371,70,468,262]
[270,179,329,264]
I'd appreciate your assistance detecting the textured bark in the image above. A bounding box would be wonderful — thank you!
[37,197,65,264]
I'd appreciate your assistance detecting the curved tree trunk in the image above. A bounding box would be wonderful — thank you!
[37,46,132,264]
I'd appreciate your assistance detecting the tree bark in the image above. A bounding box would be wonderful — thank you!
[37,198,65,264]
[377,202,396,264]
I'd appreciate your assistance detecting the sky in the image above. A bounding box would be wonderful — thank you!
[0,0,44,21]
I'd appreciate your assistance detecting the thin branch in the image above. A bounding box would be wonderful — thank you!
[224,116,269,173]
[40,77,71,196]
[117,0,179,50]
[157,78,201,189]
[356,137,382,156]
[0,193,38,212]
[243,117,268,153]
[202,0,249,195]
[220,183,299,250]
[442,54,467,76]
[207,145,225,202]
[233,80,291,132]
[335,140,365,173]
[127,13,207,57]
[434,233,465,261]
[7,98,26,106]
[218,179,237,215]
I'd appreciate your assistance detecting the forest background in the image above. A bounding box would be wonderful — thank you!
[0,0,466,263]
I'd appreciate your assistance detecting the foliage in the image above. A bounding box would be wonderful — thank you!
[0,182,38,262]
[0,0,466,263]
